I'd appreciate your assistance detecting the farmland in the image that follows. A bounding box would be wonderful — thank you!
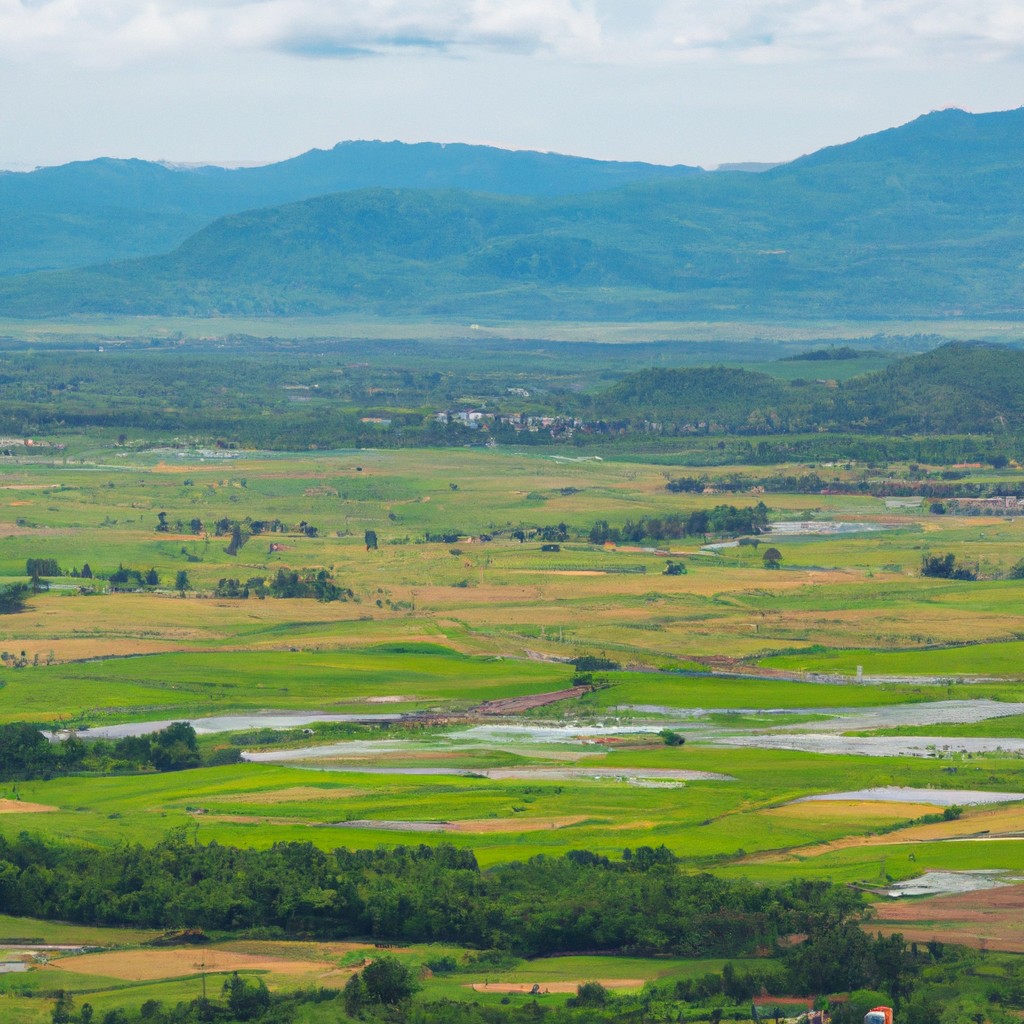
[1,368,1023,1022]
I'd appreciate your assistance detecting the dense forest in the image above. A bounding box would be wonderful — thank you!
[0,833,860,957]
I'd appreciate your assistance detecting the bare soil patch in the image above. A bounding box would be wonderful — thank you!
[0,799,57,814]
[514,570,608,577]
[446,815,590,833]
[216,939,388,958]
[205,787,361,806]
[765,800,943,822]
[871,884,1024,952]
[472,687,587,715]
[470,980,645,994]
[189,813,310,826]
[47,947,329,981]
[324,815,591,834]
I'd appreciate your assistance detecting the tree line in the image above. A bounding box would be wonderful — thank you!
[0,833,863,958]
[0,721,235,781]
[589,503,769,545]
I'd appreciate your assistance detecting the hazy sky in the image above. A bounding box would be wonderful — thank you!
[1,0,1022,170]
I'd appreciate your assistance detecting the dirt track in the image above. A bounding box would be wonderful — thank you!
[471,687,588,715]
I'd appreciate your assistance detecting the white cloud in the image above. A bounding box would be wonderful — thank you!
[0,0,1021,66]
[627,1,1024,64]
[0,0,601,65]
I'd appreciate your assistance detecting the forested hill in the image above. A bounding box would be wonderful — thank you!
[593,342,1024,434]
[0,142,700,276]
[2,106,1021,320]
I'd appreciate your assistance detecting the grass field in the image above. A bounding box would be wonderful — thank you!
[3,313,1023,344]
[2,436,1024,1019]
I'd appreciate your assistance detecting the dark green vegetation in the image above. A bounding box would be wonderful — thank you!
[600,343,1024,435]
[0,141,700,277]
[2,108,1023,319]
[0,833,851,955]
[2,329,1024,450]
[35,945,1024,1024]
[5,837,1019,1024]
[588,503,770,544]
[0,721,220,779]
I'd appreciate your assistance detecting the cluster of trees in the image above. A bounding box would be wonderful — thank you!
[589,503,769,545]
[667,471,1024,502]
[423,525,565,544]
[0,834,868,960]
[206,517,319,557]
[108,565,161,589]
[214,569,352,602]
[48,976,338,1024]
[26,557,61,577]
[155,512,206,535]
[0,721,203,781]
[920,553,978,581]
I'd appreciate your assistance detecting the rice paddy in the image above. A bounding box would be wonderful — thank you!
[1,439,1024,1018]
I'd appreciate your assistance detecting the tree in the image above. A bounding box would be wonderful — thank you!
[174,570,191,592]
[80,563,93,579]
[362,954,417,1004]
[569,982,609,1007]
[225,523,243,556]
[762,547,783,569]
[0,722,62,779]
[224,973,270,1020]
[365,529,378,551]
[343,971,368,1016]
[51,991,74,1024]
[144,568,159,587]
[1008,558,1024,580]
[0,583,29,615]
[150,722,200,771]
[155,511,169,533]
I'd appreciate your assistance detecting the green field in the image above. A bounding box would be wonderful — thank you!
[2,432,1024,1022]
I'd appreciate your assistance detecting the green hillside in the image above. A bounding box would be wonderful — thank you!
[594,342,1024,434]
[4,108,1023,320]
[0,142,700,276]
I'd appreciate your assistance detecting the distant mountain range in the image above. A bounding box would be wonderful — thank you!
[0,141,701,277]
[1,107,1022,321]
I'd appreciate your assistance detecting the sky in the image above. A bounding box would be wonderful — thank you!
[1,0,1022,171]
